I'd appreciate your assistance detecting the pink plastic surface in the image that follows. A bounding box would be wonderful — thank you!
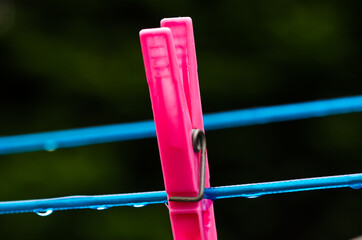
[140,17,217,240]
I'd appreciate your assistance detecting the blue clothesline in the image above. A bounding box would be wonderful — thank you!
[0,173,361,215]
[1,95,362,155]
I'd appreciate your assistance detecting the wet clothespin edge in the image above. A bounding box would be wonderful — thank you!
[139,17,217,239]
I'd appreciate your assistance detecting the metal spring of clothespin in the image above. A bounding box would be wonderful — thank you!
[169,129,206,202]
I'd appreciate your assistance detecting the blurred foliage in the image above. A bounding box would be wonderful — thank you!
[0,0,361,239]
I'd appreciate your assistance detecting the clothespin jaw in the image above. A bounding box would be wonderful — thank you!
[140,17,217,240]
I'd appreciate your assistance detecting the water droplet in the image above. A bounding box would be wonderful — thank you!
[133,204,146,208]
[96,206,109,210]
[244,194,261,199]
[201,199,213,211]
[89,205,110,210]
[35,209,53,217]
[44,141,58,152]
[350,183,362,189]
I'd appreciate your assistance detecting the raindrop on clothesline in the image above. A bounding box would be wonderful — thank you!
[350,183,362,189]
[133,204,146,208]
[35,209,53,217]
[44,141,58,152]
[89,205,110,211]
[243,194,262,199]
[96,206,109,210]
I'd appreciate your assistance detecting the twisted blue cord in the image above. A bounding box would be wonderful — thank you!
[1,95,362,155]
[0,173,361,215]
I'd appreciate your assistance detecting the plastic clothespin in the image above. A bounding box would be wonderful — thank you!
[139,17,217,240]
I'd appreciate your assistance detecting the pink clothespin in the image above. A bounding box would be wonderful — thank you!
[139,17,217,239]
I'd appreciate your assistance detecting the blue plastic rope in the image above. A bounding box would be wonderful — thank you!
[1,95,361,155]
[0,173,361,215]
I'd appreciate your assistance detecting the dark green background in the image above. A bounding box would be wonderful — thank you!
[0,0,361,239]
